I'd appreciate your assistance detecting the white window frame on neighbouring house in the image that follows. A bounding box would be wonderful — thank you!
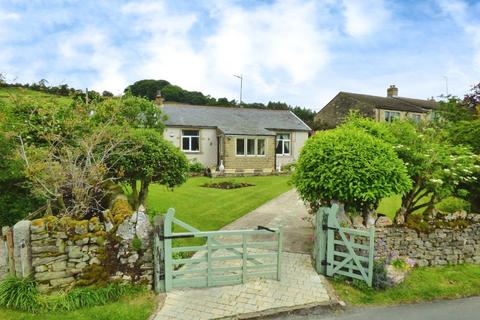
[384,111,401,122]
[181,130,200,152]
[276,133,291,156]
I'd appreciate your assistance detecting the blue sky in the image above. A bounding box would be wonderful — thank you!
[0,0,479,110]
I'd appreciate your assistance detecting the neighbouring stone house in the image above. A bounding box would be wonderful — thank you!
[158,99,311,174]
[315,85,439,129]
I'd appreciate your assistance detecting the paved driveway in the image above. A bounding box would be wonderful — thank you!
[154,189,331,320]
[221,189,314,253]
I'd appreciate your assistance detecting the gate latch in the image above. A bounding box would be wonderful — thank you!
[257,225,276,233]
[322,224,338,231]
[321,260,331,266]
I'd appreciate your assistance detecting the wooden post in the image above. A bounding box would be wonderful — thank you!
[367,226,375,287]
[276,228,283,281]
[242,233,247,284]
[315,208,328,275]
[164,209,174,292]
[5,228,15,276]
[153,215,165,293]
[326,204,339,277]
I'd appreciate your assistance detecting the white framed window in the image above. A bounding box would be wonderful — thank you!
[257,139,266,156]
[182,130,200,152]
[236,138,245,156]
[384,111,400,122]
[410,114,421,122]
[276,133,291,156]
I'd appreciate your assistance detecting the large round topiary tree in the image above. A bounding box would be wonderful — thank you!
[293,126,411,224]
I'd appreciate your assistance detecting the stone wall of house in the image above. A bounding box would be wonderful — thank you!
[314,94,377,129]
[0,203,154,293]
[222,135,276,170]
[373,223,480,267]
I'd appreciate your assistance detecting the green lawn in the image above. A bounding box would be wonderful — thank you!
[0,292,156,320]
[146,175,293,232]
[331,264,480,305]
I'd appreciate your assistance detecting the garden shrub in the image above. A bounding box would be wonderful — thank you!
[372,260,389,290]
[293,126,411,223]
[436,196,471,213]
[189,160,205,174]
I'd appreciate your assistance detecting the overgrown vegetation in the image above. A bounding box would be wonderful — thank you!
[0,276,144,313]
[0,86,188,223]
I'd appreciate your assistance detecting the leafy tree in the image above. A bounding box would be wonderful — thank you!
[111,129,189,208]
[125,79,170,100]
[92,93,166,131]
[463,82,480,112]
[293,126,411,224]
[344,114,480,222]
[102,90,114,97]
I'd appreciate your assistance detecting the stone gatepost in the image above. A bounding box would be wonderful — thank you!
[0,227,9,279]
[13,220,32,278]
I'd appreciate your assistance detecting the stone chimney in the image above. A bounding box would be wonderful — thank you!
[155,90,164,107]
[387,85,398,97]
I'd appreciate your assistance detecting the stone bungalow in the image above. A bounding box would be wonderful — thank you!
[315,85,438,129]
[159,102,311,174]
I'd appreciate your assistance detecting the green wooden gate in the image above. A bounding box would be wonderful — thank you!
[314,204,375,287]
[154,208,283,292]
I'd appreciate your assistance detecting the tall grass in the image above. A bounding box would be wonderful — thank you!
[0,276,145,313]
[0,276,39,312]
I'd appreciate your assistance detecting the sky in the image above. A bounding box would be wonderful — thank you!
[0,0,479,110]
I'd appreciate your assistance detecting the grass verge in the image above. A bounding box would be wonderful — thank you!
[331,264,480,305]
[0,292,156,320]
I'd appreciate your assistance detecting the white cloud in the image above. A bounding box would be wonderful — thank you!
[341,0,390,37]
[57,27,127,93]
[436,0,480,70]
[205,0,331,91]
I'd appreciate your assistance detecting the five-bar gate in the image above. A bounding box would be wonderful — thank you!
[154,209,283,292]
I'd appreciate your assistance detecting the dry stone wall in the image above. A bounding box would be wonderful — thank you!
[374,223,480,267]
[0,203,154,293]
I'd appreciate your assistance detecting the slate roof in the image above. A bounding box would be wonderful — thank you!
[339,92,438,113]
[162,103,311,136]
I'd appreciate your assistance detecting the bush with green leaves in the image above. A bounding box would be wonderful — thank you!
[343,114,480,223]
[188,160,205,174]
[293,126,411,224]
[436,196,471,213]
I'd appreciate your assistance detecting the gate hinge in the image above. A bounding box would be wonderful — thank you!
[321,260,331,266]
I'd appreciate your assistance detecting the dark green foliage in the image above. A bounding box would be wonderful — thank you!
[188,161,205,174]
[125,79,170,101]
[372,260,389,290]
[0,276,39,312]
